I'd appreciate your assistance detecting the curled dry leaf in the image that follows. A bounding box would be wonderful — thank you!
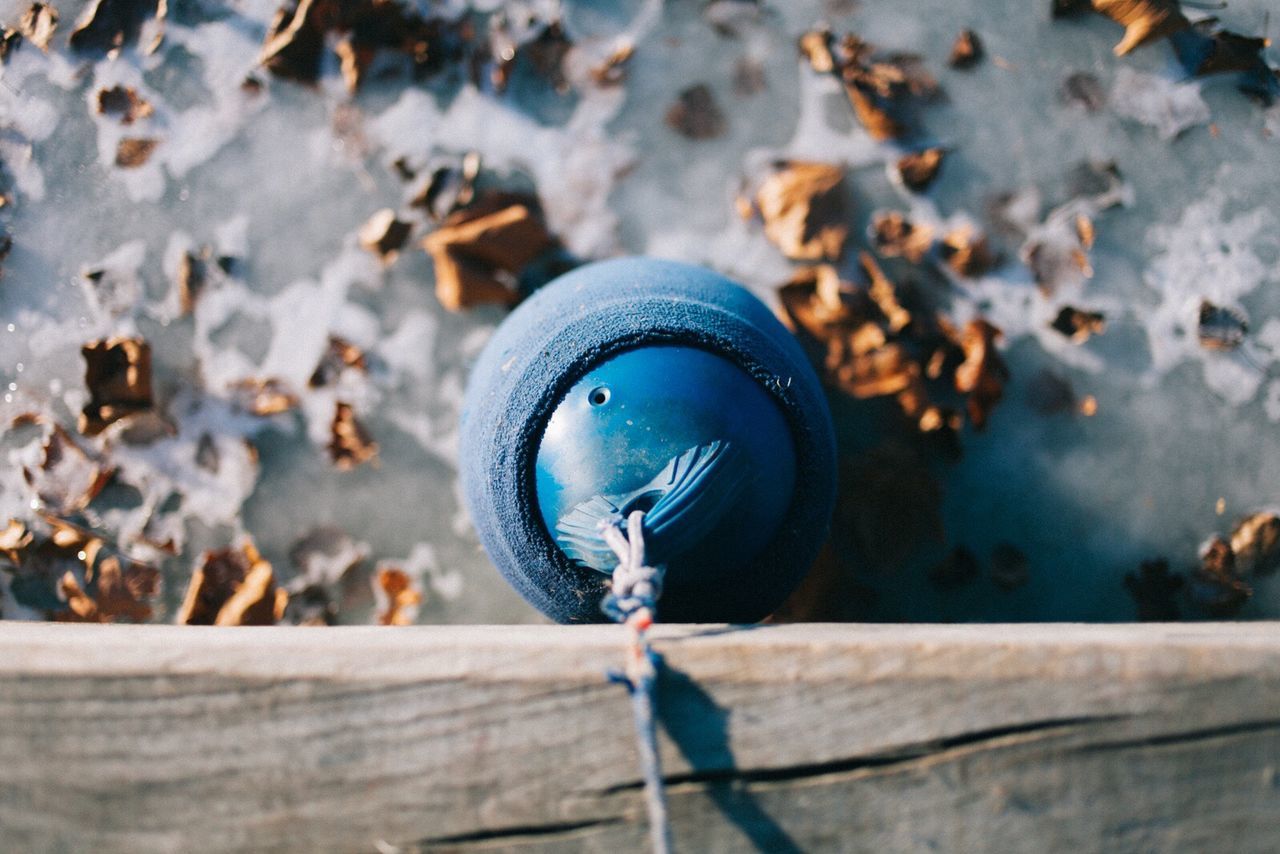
[374,565,422,625]
[410,152,480,222]
[79,337,153,436]
[753,161,847,261]
[96,86,154,125]
[948,28,983,69]
[870,211,934,263]
[23,423,114,514]
[261,0,445,92]
[1123,558,1184,621]
[176,249,206,315]
[18,2,58,52]
[800,27,939,140]
[929,545,979,588]
[1052,0,1189,56]
[954,319,1008,429]
[329,402,378,470]
[115,137,159,168]
[665,83,728,140]
[1188,535,1250,617]
[0,29,20,61]
[1050,306,1107,343]
[358,208,412,265]
[70,0,166,55]
[177,540,287,626]
[990,542,1030,590]
[939,226,997,277]
[309,335,368,388]
[1230,512,1280,577]
[422,192,558,311]
[1198,300,1247,351]
[896,148,946,193]
[231,377,299,416]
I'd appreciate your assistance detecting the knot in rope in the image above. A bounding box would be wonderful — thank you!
[601,510,664,626]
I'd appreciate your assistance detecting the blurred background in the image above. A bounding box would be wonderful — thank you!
[0,0,1277,625]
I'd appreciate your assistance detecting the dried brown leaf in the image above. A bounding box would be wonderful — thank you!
[1230,512,1280,577]
[96,85,154,124]
[665,83,727,140]
[231,377,299,416]
[176,249,205,315]
[1050,306,1107,343]
[896,148,946,193]
[70,0,165,55]
[755,161,847,261]
[1053,0,1190,56]
[177,540,286,626]
[358,208,412,265]
[948,28,983,69]
[859,252,911,333]
[18,2,58,52]
[115,137,159,168]
[954,319,1008,429]
[309,335,368,388]
[374,565,422,625]
[870,211,934,263]
[329,402,378,470]
[1198,300,1247,351]
[79,337,153,436]
[1188,536,1250,617]
[590,40,634,87]
[422,194,557,311]
[23,423,114,513]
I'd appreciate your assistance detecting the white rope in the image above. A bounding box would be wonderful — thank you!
[601,510,672,854]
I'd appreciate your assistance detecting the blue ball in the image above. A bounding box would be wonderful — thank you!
[460,258,837,623]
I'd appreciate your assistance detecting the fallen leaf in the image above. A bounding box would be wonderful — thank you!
[115,137,159,168]
[1123,558,1184,620]
[56,553,160,623]
[954,319,1008,429]
[1050,306,1107,342]
[860,252,912,333]
[422,193,558,311]
[18,2,58,52]
[261,0,444,91]
[309,335,368,388]
[358,208,412,265]
[0,28,21,61]
[374,565,422,625]
[991,542,1030,590]
[1230,512,1280,577]
[96,85,154,124]
[1198,300,1247,351]
[928,546,979,588]
[231,377,299,416]
[870,211,934,263]
[1053,0,1189,56]
[69,0,166,55]
[176,249,206,315]
[1188,536,1250,617]
[329,402,378,470]
[948,28,983,69]
[23,423,114,513]
[79,337,153,436]
[177,540,287,626]
[896,148,946,193]
[1172,22,1272,82]
[665,83,727,139]
[939,226,997,277]
[754,161,848,261]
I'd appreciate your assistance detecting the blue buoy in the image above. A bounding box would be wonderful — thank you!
[460,258,837,623]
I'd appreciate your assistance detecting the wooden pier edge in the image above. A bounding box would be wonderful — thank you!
[2,622,1280,852]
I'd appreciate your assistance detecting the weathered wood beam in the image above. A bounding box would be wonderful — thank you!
[1,623,1279,852]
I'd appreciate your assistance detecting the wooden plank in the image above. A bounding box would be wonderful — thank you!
[1,623,1279,852]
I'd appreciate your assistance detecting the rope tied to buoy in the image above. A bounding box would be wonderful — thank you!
[601,509,673,854]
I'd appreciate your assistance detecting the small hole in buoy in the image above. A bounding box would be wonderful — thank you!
[589,386,611,406]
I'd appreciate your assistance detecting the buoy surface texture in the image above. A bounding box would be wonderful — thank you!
[460,257,836,623]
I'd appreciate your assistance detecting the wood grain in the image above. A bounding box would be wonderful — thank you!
[1,623,1279,852]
